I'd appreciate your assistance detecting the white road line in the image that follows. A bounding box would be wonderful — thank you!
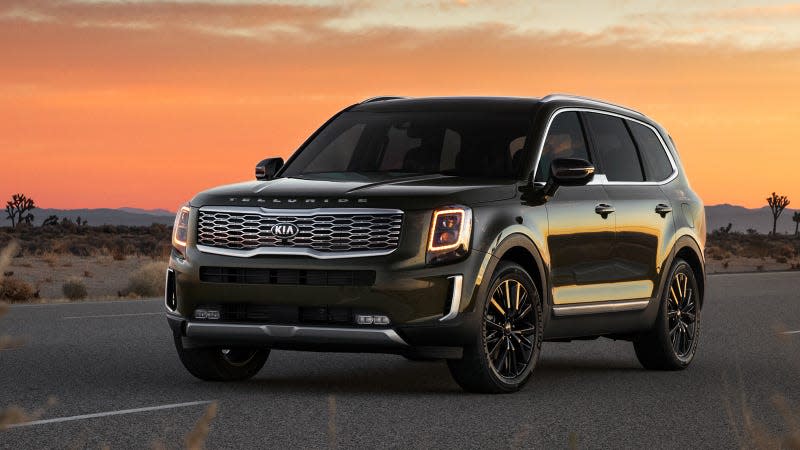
[61,312,163,320]
[780,330,800,335]
[7,400,214,428]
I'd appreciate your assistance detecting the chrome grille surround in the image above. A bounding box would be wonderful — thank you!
[195,207,403,259]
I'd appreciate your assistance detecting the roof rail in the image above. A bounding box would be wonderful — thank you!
[360,96,407,104]
[541,93,643,116]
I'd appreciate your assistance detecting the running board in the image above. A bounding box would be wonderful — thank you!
[552,299,649,317]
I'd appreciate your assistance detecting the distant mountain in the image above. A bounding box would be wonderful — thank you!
[117,207,174,216]
[706,204,798,235]
[1,208,175,227]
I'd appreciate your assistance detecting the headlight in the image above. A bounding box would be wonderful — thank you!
[172,204,191,256]
[426,205,472,264]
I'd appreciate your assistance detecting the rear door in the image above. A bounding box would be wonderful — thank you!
[582,111,676,303]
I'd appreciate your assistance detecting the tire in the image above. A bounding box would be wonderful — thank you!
[174,337,269,381]
[634,258,701,370]
[447,261,543,393]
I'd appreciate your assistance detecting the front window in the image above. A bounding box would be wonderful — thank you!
[281,112,531,179]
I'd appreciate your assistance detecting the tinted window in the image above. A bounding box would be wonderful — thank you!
[584,113,644,182]
[628,121,673,181]
[281,112,530,179]
[535,111,589,182]
[303,124,365,173]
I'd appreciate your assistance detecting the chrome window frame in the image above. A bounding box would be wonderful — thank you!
[531,107,679,186]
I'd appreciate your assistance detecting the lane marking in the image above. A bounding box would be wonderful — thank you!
[7,401,214,428]
[780,330,800,335]
[61,312,163,320]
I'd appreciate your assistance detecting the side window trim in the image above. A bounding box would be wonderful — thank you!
[532,107,678,186]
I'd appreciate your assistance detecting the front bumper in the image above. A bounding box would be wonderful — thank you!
[166,243,491,353]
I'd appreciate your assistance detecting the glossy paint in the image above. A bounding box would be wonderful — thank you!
[168,95,705,352]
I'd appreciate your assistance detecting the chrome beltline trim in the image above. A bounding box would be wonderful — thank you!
[185,322,409,346]
[440,275,464,321]
[552,299,649,316]
[196,244,397,259]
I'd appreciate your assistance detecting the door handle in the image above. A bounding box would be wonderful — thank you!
[655,203,673,217]
[595,203,615,218]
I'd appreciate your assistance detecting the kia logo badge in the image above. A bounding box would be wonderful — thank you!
[271,223,299,238]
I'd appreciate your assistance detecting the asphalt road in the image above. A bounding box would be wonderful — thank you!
[1,272,799,449]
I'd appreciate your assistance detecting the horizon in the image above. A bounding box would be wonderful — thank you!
[2,1,799,210]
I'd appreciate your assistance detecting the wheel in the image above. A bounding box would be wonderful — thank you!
[447,261,543,393]
[174,336,269,381]
[634,258,701,370]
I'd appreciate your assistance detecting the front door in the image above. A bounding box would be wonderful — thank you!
[536,110,616,305]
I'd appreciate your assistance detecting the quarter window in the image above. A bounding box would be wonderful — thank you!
[535,112,590,182]
[584,112,644,182]
[628,121,673,182]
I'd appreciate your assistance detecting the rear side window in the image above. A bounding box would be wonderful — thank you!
[628,121,674,182]
[535,111,590,182]
[584,112,644,182]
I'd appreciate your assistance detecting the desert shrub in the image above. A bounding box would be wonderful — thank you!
[62,277,88,300]
[110,246,127,261]
[123,262,167,297]
[775,256,788,264]
[0,277,35,302]
[41,252,59,267]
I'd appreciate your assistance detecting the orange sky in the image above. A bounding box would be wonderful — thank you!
[2,1,799,210]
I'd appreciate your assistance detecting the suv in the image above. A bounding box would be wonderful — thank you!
[166,95,705,393]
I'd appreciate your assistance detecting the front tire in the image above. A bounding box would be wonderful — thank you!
[634,258,701,370]
[174,337,269,381]
[447,261,543,393]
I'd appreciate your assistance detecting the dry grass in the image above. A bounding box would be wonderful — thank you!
[62,277,88,300]
[40,252,59,267]
[122,261,167,298]
[184,402,218,450]
[0,397,58,431]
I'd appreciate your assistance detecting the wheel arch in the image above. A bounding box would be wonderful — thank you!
[666,235,706,306]
[483,233,550,311]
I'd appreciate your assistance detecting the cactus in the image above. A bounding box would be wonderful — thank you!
[767,192,790,236]
[793,211,800,237]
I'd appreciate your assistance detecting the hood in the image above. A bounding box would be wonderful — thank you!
[190,173,517,210]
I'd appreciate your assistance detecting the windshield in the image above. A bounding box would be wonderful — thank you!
[280,111,531,179]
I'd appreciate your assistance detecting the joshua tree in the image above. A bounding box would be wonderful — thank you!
[4,194,36,228]
[767,192,790,236]
[793,211,800,237]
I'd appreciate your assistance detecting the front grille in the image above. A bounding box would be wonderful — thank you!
[196,208,403,255]
[199,267,376,286]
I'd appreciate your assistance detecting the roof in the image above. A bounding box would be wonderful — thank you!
[349,94,645,119]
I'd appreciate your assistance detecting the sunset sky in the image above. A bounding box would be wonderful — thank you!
[2,0,799,210]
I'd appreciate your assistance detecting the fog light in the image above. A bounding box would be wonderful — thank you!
[356,314,390,325]
[194,308,220,320]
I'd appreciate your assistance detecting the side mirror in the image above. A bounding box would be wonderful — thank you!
[255,157,284,181]
[550,158,595,186]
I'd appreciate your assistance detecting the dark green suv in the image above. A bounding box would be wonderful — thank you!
[166,95,705,393]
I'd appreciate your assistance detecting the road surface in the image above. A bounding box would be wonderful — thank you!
[1,272,799,448]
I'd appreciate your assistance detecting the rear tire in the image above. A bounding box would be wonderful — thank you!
[447,261,543,393]
[634,258,701,370]
[174,337,269,381]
